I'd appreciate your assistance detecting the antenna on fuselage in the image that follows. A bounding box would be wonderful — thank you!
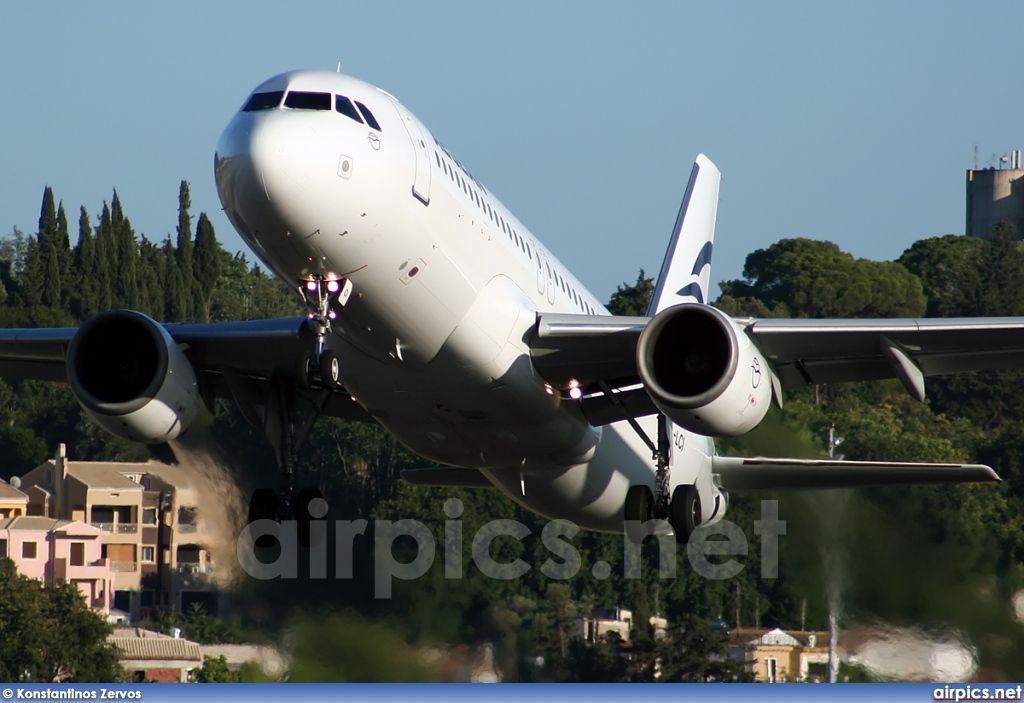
[336,61,342,73]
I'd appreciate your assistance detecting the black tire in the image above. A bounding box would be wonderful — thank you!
[248,488,279,549]
[624,485,654,545]
[320,350,341,391]
[295,487,326,548]
[296,353,313,390]
[670,484,701,544]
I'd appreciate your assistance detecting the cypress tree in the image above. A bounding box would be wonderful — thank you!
[176,181,195,319]
[137,237,165,320]
[21,187,58,307]
[72,206,97,319]
[94,203,114,311]
[55,202,72,307]
[41,243,61,308]
[193,212,221,321]
[163,237,187,321]
[111,191,138,309]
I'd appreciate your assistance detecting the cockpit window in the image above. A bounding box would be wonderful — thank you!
[284,91,332,110]
[335,95,364,124]
[242,91,284,112]
[355,101,381,131]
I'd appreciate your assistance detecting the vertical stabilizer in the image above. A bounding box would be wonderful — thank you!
[647,154,721,315]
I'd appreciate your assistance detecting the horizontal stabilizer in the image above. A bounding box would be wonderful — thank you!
[400,467,493,488]
[713,456,999,492]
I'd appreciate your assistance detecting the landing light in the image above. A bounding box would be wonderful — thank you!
[328,311,337,320]
[569,386,582,400]
[306,281,318,292]
[327,280,340,293]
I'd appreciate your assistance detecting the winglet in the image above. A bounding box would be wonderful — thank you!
[647,154,722,315]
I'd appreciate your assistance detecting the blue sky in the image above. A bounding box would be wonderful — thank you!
[1,2,1021,303]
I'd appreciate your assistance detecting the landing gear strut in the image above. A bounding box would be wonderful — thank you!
[618,411,700,545]
[300,274,352,391]
[247,274,353,545]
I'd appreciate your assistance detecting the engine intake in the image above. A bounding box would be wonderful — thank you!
[67,311,200,443]
[637,304,771,436]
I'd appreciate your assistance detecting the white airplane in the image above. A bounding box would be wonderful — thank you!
[1,69,1017,544]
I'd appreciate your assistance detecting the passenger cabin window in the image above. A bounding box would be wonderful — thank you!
[284,91,332,110]
[355,101,381,131]
[335,95,364,124]
[243,91,284,112]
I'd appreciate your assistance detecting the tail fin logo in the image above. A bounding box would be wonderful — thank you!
[674,240,714,305]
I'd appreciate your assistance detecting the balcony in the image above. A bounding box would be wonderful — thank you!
[175,562,213,574]
[110,561,138,572]
[90,523,139,534]
[53,557,115,582]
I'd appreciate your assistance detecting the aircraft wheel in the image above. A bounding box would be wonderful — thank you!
[670,484,701,544]
[248,488,279,549]
[624,485,654,545]
[295,353,313,390]
[320,350,341,391]
[295,487,326,548]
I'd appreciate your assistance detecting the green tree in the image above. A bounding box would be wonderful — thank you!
[71,206,97,319]
[194,655,239,683]
[898,234,988,317]
[163,237,188,321]
[176,181,196,320]
[0,559,123,682]
[110,192,138,310]
[607,269,654,316]
[193,212,221,321]
[721,238,926,318]
[94,203,114,311]
[286,612,435,682]
[655,614,752,682]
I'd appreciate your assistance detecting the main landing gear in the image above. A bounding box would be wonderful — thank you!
[622,414,701,546]
[248,274,353,547]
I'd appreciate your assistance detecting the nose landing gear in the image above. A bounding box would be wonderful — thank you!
[300,275,352,391]
[247,275,354,545]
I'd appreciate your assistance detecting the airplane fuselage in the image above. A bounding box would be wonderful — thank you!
[215,70,718,532]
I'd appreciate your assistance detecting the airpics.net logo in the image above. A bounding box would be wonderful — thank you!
[234,498,786,598]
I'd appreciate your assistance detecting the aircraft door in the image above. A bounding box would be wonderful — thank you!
[386,98,432,206]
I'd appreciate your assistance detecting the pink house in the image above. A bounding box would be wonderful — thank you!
[0,516,116,614]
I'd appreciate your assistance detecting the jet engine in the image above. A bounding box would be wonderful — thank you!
[637,303,771,437]
[66,310,200,443]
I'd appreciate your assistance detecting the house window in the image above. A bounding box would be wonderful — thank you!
[70,542,85,566]
[22,542,37,559]
[143,508,157,525]
[766,657,778,683]
[141,546,155,562]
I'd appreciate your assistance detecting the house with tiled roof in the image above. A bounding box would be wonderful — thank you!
[109,628,203,682]
[727,627,833,682]
[0,478,28,518]
[0,516,115,613]
[16,444,226,621]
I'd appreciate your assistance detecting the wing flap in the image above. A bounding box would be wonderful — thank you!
[713,455,1000,492]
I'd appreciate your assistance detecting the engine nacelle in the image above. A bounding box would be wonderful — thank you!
[637,303,771,436]
[67,311,200,443]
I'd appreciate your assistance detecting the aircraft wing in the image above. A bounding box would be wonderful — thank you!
[530,312,1024,424]
[712,455,999,491]
[0,318,375,424]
